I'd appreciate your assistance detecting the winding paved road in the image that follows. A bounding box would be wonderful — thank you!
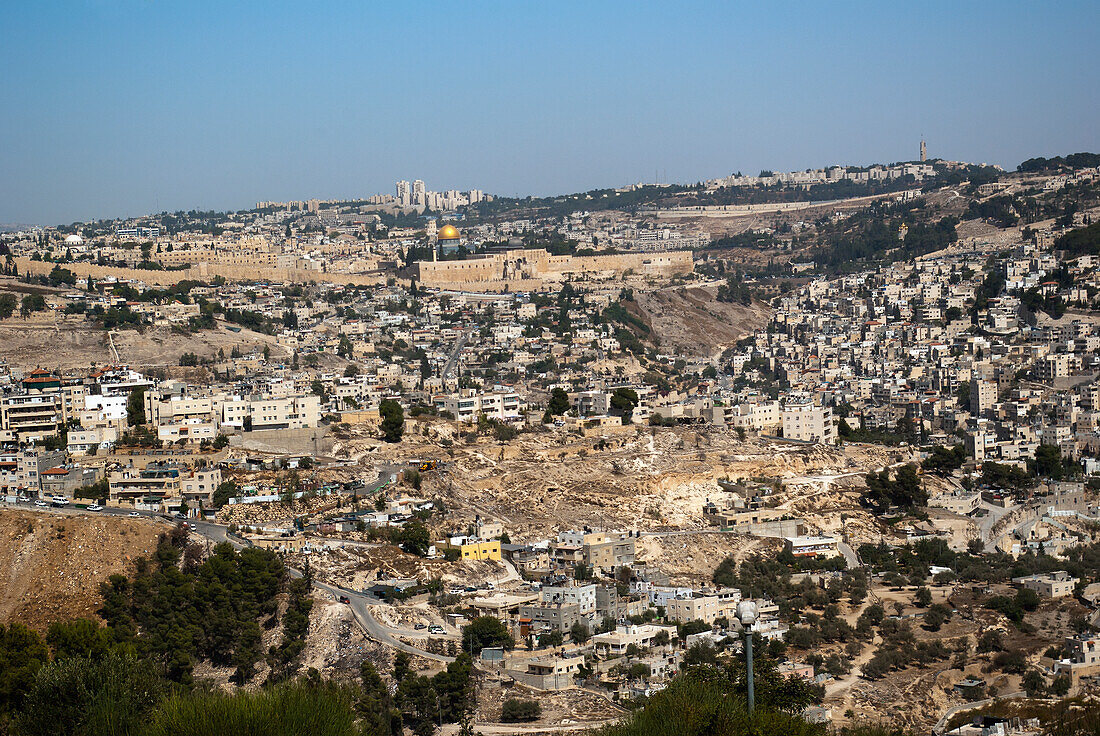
[4,499,454,664]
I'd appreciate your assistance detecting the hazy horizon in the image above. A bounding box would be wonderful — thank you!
[3,1,1097,225]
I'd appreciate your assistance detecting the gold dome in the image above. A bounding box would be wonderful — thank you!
[438,224,460,240]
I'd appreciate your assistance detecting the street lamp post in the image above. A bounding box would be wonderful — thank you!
[736,600,758,716]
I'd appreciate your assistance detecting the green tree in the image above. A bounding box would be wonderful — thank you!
[914,587,932,607]
[923,604,951,632]
[0,623,49,724]
[398,522,430,557]
[357,661,398,736]
[15,653,166,736]
[212,480,238,508]
[501,698,541,723]
[45,619,112,661]
[20,293,46,318]
[0,293,16,319]
[1022,668,1045,697]
[547,387,570,416]
[126,388,146,427]
[598,666,821,736]
[609,388,639,422]
[379,399,404,443]
[1034,443,1064,480]
[144,680,357,736]
[461,616,514,655]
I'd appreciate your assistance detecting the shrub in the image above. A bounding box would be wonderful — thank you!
[146,680,358,736]
[501,698,541,723]
[15,653,165,736]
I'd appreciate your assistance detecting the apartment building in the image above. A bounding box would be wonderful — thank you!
[220,394,322,431]
[583,534,636,574]
[518,602,584,634]
[180,467,222,506]
[40,465,101,499]
[442,537,502,561]
[1037,353,1072,382]
[784,535,840,558]
[108,463,182,506]
[0,449,66,496]
[666,594,721,625]
[67,425,119,456]
[573,386,654,424]
[724,400,782,432]
[971,379,999,416]
[540,584,597,615]
[781,397,836,444]
[591,624,676,655]
[1,393,62,442]
[433,389,524,423]
[153,393,219,441]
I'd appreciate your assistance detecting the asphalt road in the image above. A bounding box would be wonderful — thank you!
[313,581,455,664]
[4,499,454,664]
[441,329,472,379]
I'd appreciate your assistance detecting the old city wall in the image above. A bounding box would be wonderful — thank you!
[16,258,387,287]
[415,249,693,287]
[557,250,694,276]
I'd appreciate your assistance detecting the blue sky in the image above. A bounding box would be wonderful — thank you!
[2,1,1097,224]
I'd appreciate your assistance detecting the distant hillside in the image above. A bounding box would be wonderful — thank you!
[1017,152,1100,172]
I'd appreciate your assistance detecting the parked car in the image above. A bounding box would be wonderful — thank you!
[339,595,351,604]
[428,625,445,635]
[86,504,102,512]
[414,623,427,630]
[34,500,48,508]
[128,511,141,518]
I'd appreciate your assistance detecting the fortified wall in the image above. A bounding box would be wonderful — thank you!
[415,248,693,287]
[16,258,387,287]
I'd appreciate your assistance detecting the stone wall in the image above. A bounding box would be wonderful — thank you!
[17,258,387,287]
[415,248,693,287]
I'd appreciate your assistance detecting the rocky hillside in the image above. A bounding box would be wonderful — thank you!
[0,509,161,630]
[633,285,771,358]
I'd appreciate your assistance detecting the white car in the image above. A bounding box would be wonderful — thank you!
[34,500,48,508]
[128,511,141,518]
[86,504,102,512]
[428,625,445,635]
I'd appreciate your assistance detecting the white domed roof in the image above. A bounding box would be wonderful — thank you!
[64,234,84,244]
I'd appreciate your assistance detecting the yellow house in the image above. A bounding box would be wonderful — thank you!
[454,539,501,561]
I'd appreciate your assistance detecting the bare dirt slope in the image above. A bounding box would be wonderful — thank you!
[0,315,113,371]
[113,321,286,368]
[633,285,771,358]
[0,509,161,630]
[0,312,284,373]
